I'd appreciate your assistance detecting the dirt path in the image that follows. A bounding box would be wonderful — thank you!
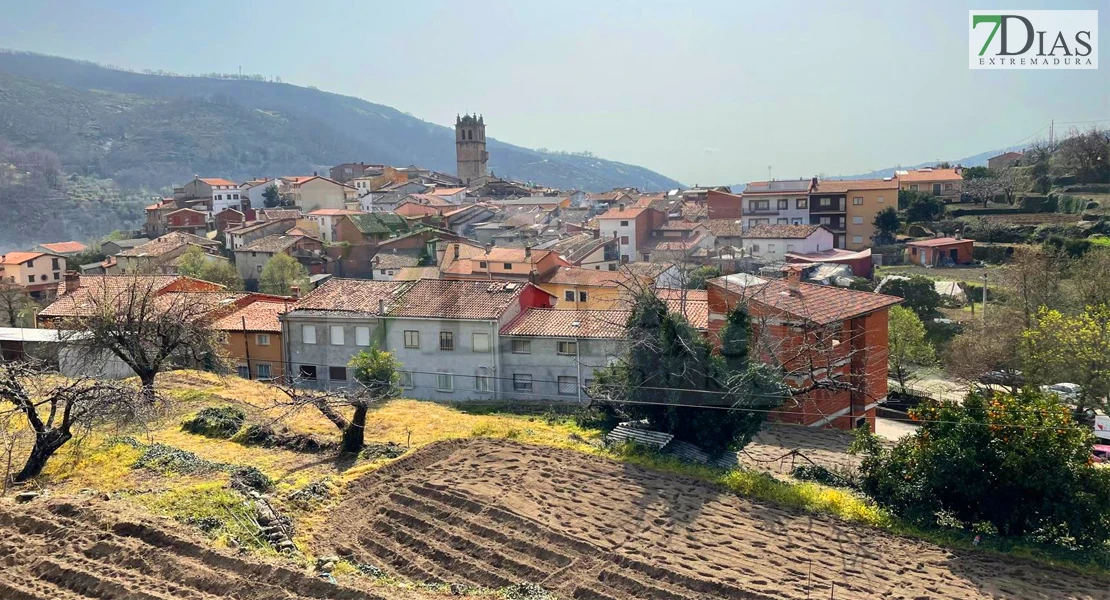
[0,496,390,600]
[315,438,1110,600]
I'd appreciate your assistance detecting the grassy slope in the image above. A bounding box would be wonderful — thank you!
[18,370,1109,586]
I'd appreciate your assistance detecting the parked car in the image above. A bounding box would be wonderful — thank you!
[1096,413,1110,443]
[1092,445,1110,464]
[1040,382,1082,402]
[978,370,1024,387]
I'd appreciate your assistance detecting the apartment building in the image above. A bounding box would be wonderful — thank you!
[597,206,664,264]
[0,251,66,298]
[740,179,814,231]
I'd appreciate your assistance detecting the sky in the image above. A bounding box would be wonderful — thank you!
[2,0,1106,185]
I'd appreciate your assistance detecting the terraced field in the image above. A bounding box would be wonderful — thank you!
[0,498,385,600]
[316,438,1110,600]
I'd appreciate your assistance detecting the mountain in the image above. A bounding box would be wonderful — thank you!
[0,51,682,249]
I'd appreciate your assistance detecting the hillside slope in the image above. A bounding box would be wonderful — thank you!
[0,51,682,192]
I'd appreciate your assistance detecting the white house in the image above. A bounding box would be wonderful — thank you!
[306,208,364,243]
[240,179,275,211]
[597,206,661,264]
[741,179,814,231]
[744,224,834,263]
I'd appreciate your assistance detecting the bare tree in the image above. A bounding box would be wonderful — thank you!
[963,176,1001,208]
[994,167,1022,205]
[1058,127,1110,184]
[0,282,32,327]
[0,361,145,482]
[58,276,228,396]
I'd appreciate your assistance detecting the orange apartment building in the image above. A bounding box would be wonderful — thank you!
[213,297,292,381]
[707,270,901,431]
[0,251,67,299]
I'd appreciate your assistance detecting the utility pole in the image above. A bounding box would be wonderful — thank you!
[980,273,988,323]
[242,315,252,380]
[1049,119,1055,147]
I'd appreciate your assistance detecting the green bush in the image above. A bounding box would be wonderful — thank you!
[973,245,1013,263]
[181,406,246,439]
[881,275,940,319]
[1019,194,1055,213]
[1058,195,1089,214]
[790,464,858,489]
[853,390,1110,549]
[1044,236,1093,257]
[229,466,274,493]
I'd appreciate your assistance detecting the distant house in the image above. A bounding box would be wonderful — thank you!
[905,235,975,267]
[213,297,292,381]
[897,167,963,202]
[537,266,646,310]
[225,217,299,251]
[175,177,244,216]
[307,208,364,243]
[101,238,150,257]
[165,208,209,237]
[597,206,665,264]
[706,189,744,220]
[537,232,620,271]
[702,218,744,249]
[744,224,834,263]
[115,232,222,274]
[335,213,412,247]
[234,234,325,286]
[813,178,898,250]
[144,199,176,237]
[369,251,423,281]
[329,162,370,184]
[430,186,468,204]
[0,251,66,298]
[439,242,570,282]
[586,190,636,209]
[281,175,357,211]
[39,274,227,326]
[35,241,88,257]
[214,208,246,233]
[987,152,1024,170]
[239,179,276,211]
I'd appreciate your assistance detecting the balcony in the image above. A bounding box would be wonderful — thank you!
[809,200,845,213]
[744,208,780,216]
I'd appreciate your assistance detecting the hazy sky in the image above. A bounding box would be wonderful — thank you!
[2,0,1106,184]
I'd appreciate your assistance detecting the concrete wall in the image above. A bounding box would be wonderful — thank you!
[385,317,501,401]
[499,336,624,403]
[282,314,385,388]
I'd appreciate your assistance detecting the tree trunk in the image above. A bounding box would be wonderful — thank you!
[15,429,71,482]
[341,405,368,453]
[138,370,157,401]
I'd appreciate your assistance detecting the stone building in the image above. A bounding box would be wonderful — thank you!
[456,114,489,184]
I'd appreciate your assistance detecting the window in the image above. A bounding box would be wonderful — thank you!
[777,199,788,210]
[796,199,807,209]
[853,197,863,205]
[256,334,271,346]
[620,220,629,226]
[257,264,263,273]
[439,331,454,351]
[786,244,795,251]
[558,376,578,396]
[26,259,34,268]
[852,216,864,224]
[475,375,491,393]
[472,332,490,353]
[503,263,512,270]
[910,184,919,191]
[237,364,250,378]
[404,330,420,348]
[819,216,831,225]
[852,235,864,244]
[768,243,776,252]
[299,365,317,380]
[513,374,533,392]
[436,373,453,391]
[877,196,884,203]
[398,371,413,388]
[27,275,34,283]
[355,326,371,346]
[620,236,629,244]
[329,366,347,381]
[777,218,788,224]
[750,244,760,252]
[51,258,60,270]
[512,339,531,354]
[608,264,617,271]
[791,218,803,225]
[749,199,769,211]
[53,272,60,280]
[557,341,577,355]
[564,290,575,302]
[578,291,587,302]
[330,325,345,345]
[302,325,316,344]
[820,197,831,206]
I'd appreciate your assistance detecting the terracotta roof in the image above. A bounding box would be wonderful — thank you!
[431,187,467,196]
[709,277,902,325]
[702,219,745,237]
[283,175,355,189]
[347,213,409,235]
[657,219,702,231]
[289,278,410,316]
[167,207,205,216]
[240,234,306,254]
[213,299,288,333]
[501,308,629,339]
[785,248,872,262]
[812,179,898,193]
[387,279,541,320]
[403,193,452,206]
[906,236,974,247]
[372,251,421,269]
[623,262,673,279]
[541,266,639,287]
[394,266,442,281]
[256,209,303,221]
[0,251,49,265]
[897,168,962,182]
[145,199,173,211]
[642,235,707,252]
[745,224,824,239]
[598,207,649,220]
[40,275,222,318]
[117,232,218,258]
[680,203,708,221]
[666,297,708,330]
[199,178,238,187]
[992,151,1024,160]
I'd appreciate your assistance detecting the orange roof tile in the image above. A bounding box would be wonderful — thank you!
[541,266,642,287]
[199,178,238,187]
[598,207,649,220]
[387,279,542,320]
[431,187,467,196]
[745,224,824,239]
[501,308,629,339]
[0,251,48,265]
[308,208,363,216]
[213,299,289,333]
[289,278,410,316]
[709,277,902,325]
[905,236,974,248]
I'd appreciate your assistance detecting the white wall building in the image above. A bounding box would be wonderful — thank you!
[741,179,814,231]
[744,224,834,263]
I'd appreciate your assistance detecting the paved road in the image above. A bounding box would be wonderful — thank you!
[875,417,917,442]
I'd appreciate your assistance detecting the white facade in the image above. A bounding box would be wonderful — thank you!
[742,194,810,231]
[745,227,834,263]
[598,218,637,263]
[240,181,274,211]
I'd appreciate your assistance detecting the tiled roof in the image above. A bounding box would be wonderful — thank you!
[347,213,409,235]
[666,297,708,330]
[117,232,218,258]
[680,203,708,221]
[40,275,218,318]
[240,234,305,254]
[702,219,745,237]
[541,233,608,261]
[284,175,355,189]
[657,219,702,231]
[404,193,452,206]
[167,207,205,216]
[812,179,898,193]
[386,279,534,320]
[289,278,410,316]
[897,168,962,182]
[394,266,442,281]
[541,266,639,287]
[642,234,707,252]
[0,251,49,265]
[501,308,629,339]
[39,241,88,254]
[213,299,289,333]
[622,262,672,279]
[598,207,648,220]
[906,236,974,247]
[107,238,149,249]
[372,251,421,269]
[745,224,823,239]
[199,178,238,187]
[431,187,467,196]
[709,277,902,325]
[256,209,303,221]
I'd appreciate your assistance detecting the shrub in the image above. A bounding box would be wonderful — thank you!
[880,275,940,319]
[853,390,1110,549]
[790,464,858,489]
[1058,195,1088,214]
[1019,194,1055,213]
[229,466,274,493]
[1044,236,1092,257]
[181,406,246,439]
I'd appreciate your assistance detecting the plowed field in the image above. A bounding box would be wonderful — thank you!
[315,438,1110,600]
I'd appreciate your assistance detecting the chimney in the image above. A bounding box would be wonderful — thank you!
[290,285,301,299]
[378,298,385,314]
[525,246,532,259]
[312,170,318,176]
[955,229,963,240]
[618,203,625,211]
[784,266,803,291]
[810,176,818,190]
[64,271,81,293]
[593,228,600,239]
[453,244,460,260]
